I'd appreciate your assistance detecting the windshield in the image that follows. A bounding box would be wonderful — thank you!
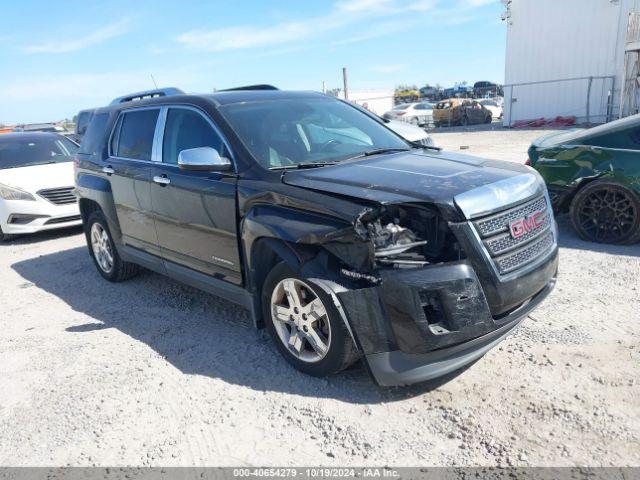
[393,104,412,110]
[219,97,409,169]
[0,135,79,169]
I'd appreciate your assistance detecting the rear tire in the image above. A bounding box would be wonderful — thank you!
[484,114,492,124]
[570,180,640,244]
[85,210,139,281]
[262,262,358,377]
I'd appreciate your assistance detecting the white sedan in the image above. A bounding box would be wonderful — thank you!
[383,102,434,126]
[477,99,503,119]
[0,132,81,241]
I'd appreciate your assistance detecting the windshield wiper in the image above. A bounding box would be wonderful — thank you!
[345,147,411,161]
[364,147,411,156]
[270,161,341,170]
[409,141,442,151]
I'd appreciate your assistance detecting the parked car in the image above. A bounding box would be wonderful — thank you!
[477,99,503,119]
[473,81,502,97]
[344,100,436,147]
[383,102,433,126]
[442,85,474,98]
[75,87,558,386]
[528,114,640,244]
[0,132,81,241]
[433,99,492,127]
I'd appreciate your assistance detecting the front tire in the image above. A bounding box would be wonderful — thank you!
[262,262,358,377]
[85,211,139,281]
[570,180,640,244]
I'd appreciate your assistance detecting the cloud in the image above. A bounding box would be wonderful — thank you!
[176,0,437,52]
[22,19,130,54]
[369,64,405,74]
[460,0,497,6]
[177,22,316,52]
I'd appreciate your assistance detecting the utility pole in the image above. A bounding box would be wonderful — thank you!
[322,81,326,93]
[342,67,349,100]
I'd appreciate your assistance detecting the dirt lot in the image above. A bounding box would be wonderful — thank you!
[1,128,639,467]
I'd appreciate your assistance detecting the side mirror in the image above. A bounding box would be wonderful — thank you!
[177,147,232,171]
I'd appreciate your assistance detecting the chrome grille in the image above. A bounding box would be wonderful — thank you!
[495,232,554,274]
[38,187,77,205]
[471,195,555,275]
[474,196,547,238]
[484,211,551,256]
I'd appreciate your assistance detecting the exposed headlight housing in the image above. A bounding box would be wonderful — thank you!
[0,184,36,201]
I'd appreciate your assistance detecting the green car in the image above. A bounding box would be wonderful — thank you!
[528,115,640,244]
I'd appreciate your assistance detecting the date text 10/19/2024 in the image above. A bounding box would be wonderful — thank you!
[232,468,400,478]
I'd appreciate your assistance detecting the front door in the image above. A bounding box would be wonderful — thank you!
[107,107,161,254]
[150,106,242,284]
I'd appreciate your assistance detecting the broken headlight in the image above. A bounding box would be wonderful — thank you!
[356,204,464,268]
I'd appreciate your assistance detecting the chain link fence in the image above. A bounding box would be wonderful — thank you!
[504,75,617,127]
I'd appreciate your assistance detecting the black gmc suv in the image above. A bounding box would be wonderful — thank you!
[75,86,558,386]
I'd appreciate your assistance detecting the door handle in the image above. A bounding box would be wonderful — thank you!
[102,166,115,175]
[153,175,171,186]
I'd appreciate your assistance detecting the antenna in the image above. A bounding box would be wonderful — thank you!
[150,74,158,89]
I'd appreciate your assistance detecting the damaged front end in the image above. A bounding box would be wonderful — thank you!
[302,200,557,386]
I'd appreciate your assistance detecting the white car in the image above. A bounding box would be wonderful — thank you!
[383,102,434,126]
[477,99,503,119]
[0,132,81,241]
[386,120,435,147]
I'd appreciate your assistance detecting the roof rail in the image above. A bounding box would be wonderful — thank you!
[110,87,185,105]
[219,84,279,92]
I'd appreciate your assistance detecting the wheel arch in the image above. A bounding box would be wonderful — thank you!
[240,204,366,330]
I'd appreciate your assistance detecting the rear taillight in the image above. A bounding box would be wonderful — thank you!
[396,112,405,116]
[525,157,531,166]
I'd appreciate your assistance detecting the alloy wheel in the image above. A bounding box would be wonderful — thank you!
[577,186,638,243]
[270,278,332,363]
[90,223,114,273]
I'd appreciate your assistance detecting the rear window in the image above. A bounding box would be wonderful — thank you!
[79,113,109,156]
[115,109,160,161]
[0,135,78,169]
[76,111,94,135]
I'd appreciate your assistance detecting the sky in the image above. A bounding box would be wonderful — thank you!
[0,0,506,124]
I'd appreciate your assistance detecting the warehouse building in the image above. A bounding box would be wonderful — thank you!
[503,0,640,126]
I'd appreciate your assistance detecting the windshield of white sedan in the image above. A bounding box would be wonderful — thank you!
[219,98,409,169]
[0,136,79,169]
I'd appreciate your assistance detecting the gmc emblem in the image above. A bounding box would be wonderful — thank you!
[509,210,546,239]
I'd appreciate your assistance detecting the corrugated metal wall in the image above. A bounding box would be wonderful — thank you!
[503,0,640,125]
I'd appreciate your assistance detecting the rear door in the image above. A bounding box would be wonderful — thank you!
[150,106,242,285]
[107,107,161,254]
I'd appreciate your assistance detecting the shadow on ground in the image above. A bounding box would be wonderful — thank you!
[556,215,640,257]
[0,225,83,246]
[12,246,470,403]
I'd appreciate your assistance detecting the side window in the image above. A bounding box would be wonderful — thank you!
[116,109,160,161]
[162,108,224,165]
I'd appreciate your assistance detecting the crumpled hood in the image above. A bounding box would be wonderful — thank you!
[282,150,534,220]
[0,161,75,193]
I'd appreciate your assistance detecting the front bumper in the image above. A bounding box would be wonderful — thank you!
[333,249,558,386]
[0,198,81,235]
[366,277,554,386]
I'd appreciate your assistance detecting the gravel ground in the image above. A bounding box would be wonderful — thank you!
[1,127,639,467]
